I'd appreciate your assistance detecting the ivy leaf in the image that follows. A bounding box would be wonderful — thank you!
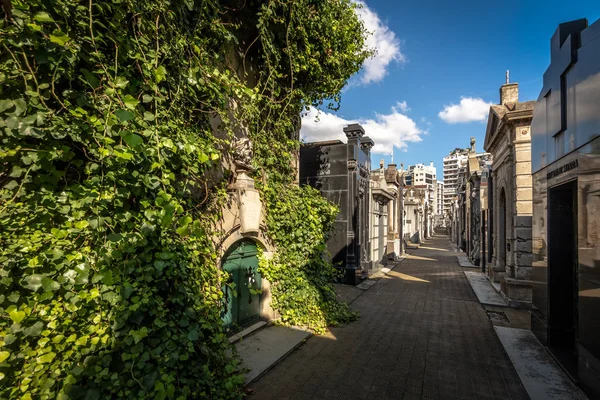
[13,99,26,116]
[123,94,139,110]
[74,220,89,230]
[0,351,9,363]
[37,352,56,364]
[107,233,122,242]
[0,99,14,113]
[4,180,18,190]
[130,327,149,344]
[34,12,54,22]
[154,260,166,271]
[49,31,71,46]
[121,131,143,148]
[114,77,129,88]
[23,274,43,291]
[27,23,42,32]
[9,166,23,178]
[198,152,209,164]
[155,66,167,83]
[115,109,135,122]
[80,69,100,88]
[24,321,44,336]
[9,310,26,324]
[187,328,198,341]
[41,277,60,292]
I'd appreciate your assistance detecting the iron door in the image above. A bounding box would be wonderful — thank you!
[221,240,262,329]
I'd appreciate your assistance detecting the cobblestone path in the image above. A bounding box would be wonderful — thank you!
[248,235,529,400]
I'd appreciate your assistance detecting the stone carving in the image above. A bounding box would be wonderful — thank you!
[232,137,253,171]
[359,165,369,178]
[358,178,367,197]
[347,160,357,171]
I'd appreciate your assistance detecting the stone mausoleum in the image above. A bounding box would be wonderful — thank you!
[484,78,535,307]
[299,124,373,285]
[530,18,600,398]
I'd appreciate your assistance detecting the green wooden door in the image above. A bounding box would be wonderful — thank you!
[221,240,262,329]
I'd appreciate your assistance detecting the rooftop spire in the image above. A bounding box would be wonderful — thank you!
[506,70,510,84]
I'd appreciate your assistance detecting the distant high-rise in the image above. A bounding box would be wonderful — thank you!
[442,148,469,215]
[436,181,444,216]
[405,161,438,215]
[442,148,491,216]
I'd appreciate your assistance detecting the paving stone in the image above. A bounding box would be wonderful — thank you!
[248,236,528,399]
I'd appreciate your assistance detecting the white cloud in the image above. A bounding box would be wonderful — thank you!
[396,101,409,112]
[438,97,493,123]
[301,104,423,155]
[354,1,405,85]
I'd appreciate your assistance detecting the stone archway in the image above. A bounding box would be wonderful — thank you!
[215,224,277,327]
[221,239,262,329]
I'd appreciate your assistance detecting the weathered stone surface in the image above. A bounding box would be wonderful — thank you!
[515,227,533,241]
[516,201,532,215]
[515,149,532,163]
[516,252,533,268]
[514,215,533,228]
[515,240,532,253]
[516,175,533,187]
[514,266,533,281]
[507,283,532,302]
[516,162,532,175]
[516,187,533,201]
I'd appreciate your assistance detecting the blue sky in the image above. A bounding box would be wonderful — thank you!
[300,0,600,178]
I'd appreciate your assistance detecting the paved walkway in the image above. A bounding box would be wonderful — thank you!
[248,236,529,400]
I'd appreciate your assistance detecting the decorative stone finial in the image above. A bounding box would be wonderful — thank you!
[360,136,374,151]
[506,69,510,84]
[344,123,365,140]
[470,137,476,152]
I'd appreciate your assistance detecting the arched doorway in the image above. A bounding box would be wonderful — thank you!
[499,188,507,271]
[221,240,262,330]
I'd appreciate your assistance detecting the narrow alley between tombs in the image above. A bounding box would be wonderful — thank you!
[248,236,529,400]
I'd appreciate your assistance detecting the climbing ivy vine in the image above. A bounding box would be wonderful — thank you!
[0,0,368,398]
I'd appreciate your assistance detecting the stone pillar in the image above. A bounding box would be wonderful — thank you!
[513,127,533,280]
[361,136,374,273]
[343,124,365,285]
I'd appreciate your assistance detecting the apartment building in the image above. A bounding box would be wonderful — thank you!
[436,181,444,216]
[443,148,469,216]
[405,162,437,213]
[443,148,491,217]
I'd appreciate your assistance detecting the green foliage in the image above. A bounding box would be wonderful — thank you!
[0,0,368,398]
[0,1,244,398]
[247,0,367,334]
[259,184,359,334]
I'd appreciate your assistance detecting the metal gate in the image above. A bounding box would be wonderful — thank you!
[221,240,262,329]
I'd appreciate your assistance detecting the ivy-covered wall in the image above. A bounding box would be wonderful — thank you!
[0,0,369,398]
